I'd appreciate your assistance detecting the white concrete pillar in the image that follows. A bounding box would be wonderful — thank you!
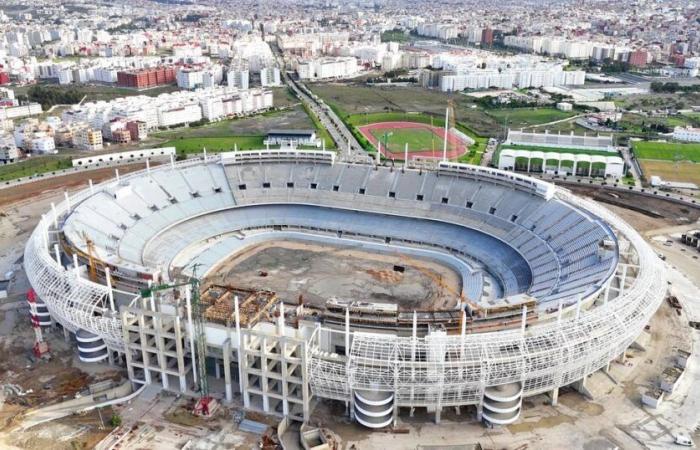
[53,244,61,266]
[105,267,116,312]
[51,203,58,228]
[404,143,408,169]
[115,169,120,182]
[442,107,449,162]
[146,158,151,173]
[64,191,71,210]
[223,339,233,402]
[88,179,94,194]
[550,387,559,406]
[73,253,80,277]
[526,158,531,172]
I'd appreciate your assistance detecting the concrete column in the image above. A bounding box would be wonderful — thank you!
[223,339,233,403]
[63,326,70,343]
[526,158,531,172]
[261,337,270,413]
[476,403,483,421]
[550,387,559,406]
[215,360,221,379]
[588,163,592,177]
[618,349,626,364]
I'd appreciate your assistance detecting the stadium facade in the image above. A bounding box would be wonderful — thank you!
[24,150,666,427]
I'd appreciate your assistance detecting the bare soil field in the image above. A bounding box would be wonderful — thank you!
[207,239,463,311]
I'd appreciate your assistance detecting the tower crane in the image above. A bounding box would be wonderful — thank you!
[140,264,214,416]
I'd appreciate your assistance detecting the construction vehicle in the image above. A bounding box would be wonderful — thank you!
[140,264,215,416]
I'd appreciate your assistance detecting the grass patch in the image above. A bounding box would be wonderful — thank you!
[381,29,409,43]
[632,140,700,162]
[485,108,577,128]
[0,156,72,182]
[160,136,266,155]
[308,83,503,136]
[367,127,451,153]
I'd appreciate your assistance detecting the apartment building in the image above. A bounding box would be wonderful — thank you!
[73,128,103,151]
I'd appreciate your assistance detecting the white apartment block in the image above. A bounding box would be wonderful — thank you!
[0,144,19,162]
[0,103,42,120]
[673,126,700,143]
[29,134,56,154]
[297,57,360,80]
[158,104,202,128]
[416,23,459,40]
[227,69,250,90]
[260,67,281,87]
[62,86,273,130]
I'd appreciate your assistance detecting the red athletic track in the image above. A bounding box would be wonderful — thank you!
[357,121,468,160]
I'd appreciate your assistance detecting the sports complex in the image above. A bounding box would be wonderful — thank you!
[24,148,666,428]
[357,121,470,160]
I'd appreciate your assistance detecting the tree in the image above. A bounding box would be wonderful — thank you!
[109,414,122,427]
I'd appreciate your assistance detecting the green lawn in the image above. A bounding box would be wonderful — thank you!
[632,141,700,162]
[0,156,72,182]
[160,136,267,155]
[485,108,577,128]
[368,127,449,153]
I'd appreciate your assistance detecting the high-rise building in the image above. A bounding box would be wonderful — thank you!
[481,28,494,47]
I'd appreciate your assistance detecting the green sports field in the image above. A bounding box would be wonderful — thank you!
[368,127,448,153]
[632,141,700,162]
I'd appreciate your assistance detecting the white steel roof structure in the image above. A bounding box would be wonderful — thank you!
[24,150,665,420]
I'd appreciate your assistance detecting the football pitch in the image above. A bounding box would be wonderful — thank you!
[369,127,447,153]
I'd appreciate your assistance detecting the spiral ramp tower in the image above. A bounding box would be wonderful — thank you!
[353,388,395,429]
[76,329,109,363]
[481,382,523,425]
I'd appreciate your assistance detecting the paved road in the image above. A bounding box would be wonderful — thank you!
[273,48,369,163]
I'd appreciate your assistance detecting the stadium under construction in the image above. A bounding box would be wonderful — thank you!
[23,149,666,428]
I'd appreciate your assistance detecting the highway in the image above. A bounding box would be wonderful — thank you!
[286,74,368,162]
[273,46,369,162]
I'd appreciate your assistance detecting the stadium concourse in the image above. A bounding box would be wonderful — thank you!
[24,149,665,428]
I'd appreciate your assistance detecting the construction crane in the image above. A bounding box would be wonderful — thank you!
[139,264,215,416]
[81,231,98,282]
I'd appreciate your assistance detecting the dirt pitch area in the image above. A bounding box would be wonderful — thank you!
[206,240,463,311]
[639,159,700,189]
[358,121,468,160]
